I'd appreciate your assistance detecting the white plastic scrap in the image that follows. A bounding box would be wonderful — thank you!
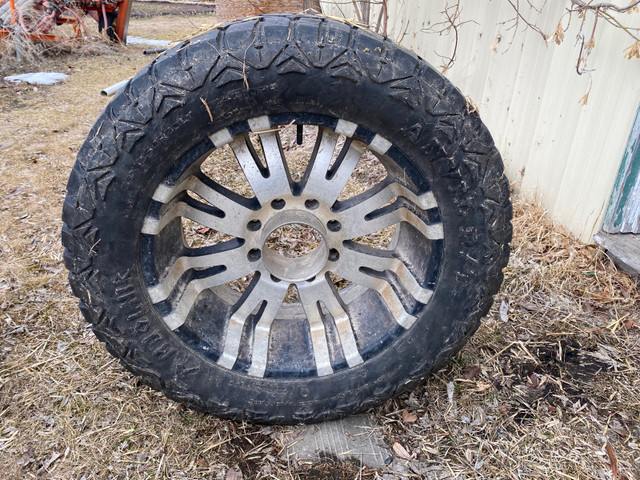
[126,36,170,47]
[4,72,68,85]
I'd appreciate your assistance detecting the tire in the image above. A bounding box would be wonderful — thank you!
[62,14,511,424]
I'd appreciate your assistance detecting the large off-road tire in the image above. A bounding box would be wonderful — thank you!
[62,14,511,424]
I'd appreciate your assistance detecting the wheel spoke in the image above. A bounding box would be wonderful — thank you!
[296,283,333,377]
[230,133,291,204]
[259,131,292,195]
[339,244,433,304]
[338,182,442,240]
[190,172,257,220]
[218,274,288,372]
[331,256,416,329]
[161,254,255,331]
[247,283,289,377]
[148,242,246,303]
[142,193,247,238]
[298,276,363,373]
[302,129,364,205]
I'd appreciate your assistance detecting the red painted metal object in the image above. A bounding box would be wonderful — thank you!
[0,0,132,43]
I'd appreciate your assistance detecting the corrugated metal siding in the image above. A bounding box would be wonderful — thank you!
[321,1,640,241]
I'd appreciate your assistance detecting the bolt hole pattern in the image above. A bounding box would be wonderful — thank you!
[247,248,262,262]
[247,219,262,231]
[327,220,342,232]
[304,198,319,210]
[271,198,286,210]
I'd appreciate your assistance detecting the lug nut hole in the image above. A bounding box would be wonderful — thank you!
[271,198,286,210]
[304,199,319,210]
[328,249,340,261]
[247,248,261,262]
[327,220,342,232]
[247,219,262,231]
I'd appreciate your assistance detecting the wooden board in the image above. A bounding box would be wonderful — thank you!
[594,232,640,278]
[603,105,640,234]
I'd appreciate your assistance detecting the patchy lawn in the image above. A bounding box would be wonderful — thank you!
[1,10,639,480]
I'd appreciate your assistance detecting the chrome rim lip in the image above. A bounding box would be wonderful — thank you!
[140,112,444,379]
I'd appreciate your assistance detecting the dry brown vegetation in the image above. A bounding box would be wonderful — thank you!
[1,9,639,480]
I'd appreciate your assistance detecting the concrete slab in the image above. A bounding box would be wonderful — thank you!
[281,415,392,468]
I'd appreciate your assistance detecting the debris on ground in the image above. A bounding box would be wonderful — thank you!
[4,72,68,84]
[126,36,171,47]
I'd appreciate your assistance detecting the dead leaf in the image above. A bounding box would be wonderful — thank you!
[472,382,492,392]
[499,301,509,322]
[585,37,595,50]
[578,92,589,106]
[42,451,62,470]
[392,442,412,460]
[491,35,500,53]
[196,227,211,234]
[463,366,482,380]
[225,465,243,480]
[44,265,63,275]
[624,40,639,59]
[402,410,418,423]
[624,317,639,329]
[527,372,539,389]
[553,22,565,45]
[606,443,618,479]
[5,185,24,197]
[519,302,542,312]
[196,458,208,468]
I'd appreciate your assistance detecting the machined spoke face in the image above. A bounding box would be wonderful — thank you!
[219,273,288,374]
[302,129,365,206]
[142,190,250,238]
[331,252,417,330]
[140,115,445,379]
[339,244,434,304]
[147,243,248,304]
[161,256,255,331]
[337,181,443,241]
[298,276,363,376]
[229,130,291,204]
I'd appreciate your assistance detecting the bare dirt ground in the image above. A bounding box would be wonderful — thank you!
[1,9,639,480]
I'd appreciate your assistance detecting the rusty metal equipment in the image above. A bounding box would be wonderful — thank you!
[0,0,132,43]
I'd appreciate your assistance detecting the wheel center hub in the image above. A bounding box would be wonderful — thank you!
[261,210,329,282]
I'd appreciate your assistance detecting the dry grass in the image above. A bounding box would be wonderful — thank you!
[1,11,639,480]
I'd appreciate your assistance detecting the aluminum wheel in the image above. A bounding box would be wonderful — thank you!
[140,114,444,379]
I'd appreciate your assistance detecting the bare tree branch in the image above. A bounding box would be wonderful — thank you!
[569,0,640,14]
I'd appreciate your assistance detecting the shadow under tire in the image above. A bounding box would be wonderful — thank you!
[62,14,512,424]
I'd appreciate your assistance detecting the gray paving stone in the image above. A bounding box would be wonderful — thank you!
[281,415,392,468]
